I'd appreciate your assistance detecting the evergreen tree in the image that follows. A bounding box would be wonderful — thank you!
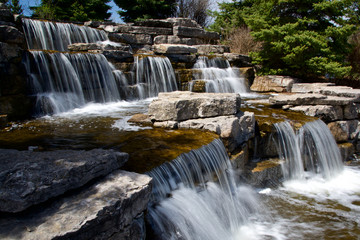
[113,0,177,22]
[244,0,357,79]
[10,0,22,14]
[32,0,111,21]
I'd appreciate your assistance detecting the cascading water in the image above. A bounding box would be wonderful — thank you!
[22,18,108,51]
[133,55,178,99]
[191,56,248,94]
[25,51,126,115]
[274,119,343,180]
[146,139,261,240]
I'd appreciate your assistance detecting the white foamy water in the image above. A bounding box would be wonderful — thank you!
[112,116,152,131]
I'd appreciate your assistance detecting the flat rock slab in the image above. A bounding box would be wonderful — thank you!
[269,93,356,106]
[148,91,241,121]
[250,75,296,93]
[152,44,198,54]
[0,170,152,240]
[0,149,128,213]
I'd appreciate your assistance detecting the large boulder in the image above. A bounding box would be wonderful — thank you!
[250,75,296,92]
[148,91,241,122]
[109,33,153,45]
[0,170,152,240]
[0,25,25,45]
[269,93,356,106]
[152,44,198,54]
[0,148,128,213]
[289,105,343,122]
[154,35,203,45]
[195,45,230,55]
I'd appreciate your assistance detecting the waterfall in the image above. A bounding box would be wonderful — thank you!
[133,55,178,99]
[191,56,248,94]
[274,120,343,180]
[22,18,108,51]
[26,51,125,115]
[147,139,260,240]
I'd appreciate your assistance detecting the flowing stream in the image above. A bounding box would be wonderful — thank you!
[6,19,360,239]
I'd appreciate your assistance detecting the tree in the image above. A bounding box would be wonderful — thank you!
[114,0,177,22]
[32,0,111,21]
[174,0,212,27]
[0,0,23,14]
[243,0,357,80]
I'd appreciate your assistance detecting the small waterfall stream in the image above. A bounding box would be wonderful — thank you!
[191,56,248,94]
[147,139,261,240]
[274,120,343,180]
[22,18,108,51]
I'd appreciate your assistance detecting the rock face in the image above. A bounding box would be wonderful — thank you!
[0,148,128,213]
[147,91,255,153]
[0,170,152,240]
[250,75,296,92]
[148,91,241,121]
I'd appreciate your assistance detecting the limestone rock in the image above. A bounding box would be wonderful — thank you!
[195,45,230,54]
[0,25,25,45]
[173,26,219,40]
[178,111,255,152]
[344,103,359,120]
[269,93,356,106]
[0,148,128,213]
[111,24,172,35]
[68,42,131,52]
[224,53,252,67]
[166,54,197,63]
[0,42,22,63]
[250,75,296,92]
[289,105,343,122]
[152,44,198,54]
[102,50,134,62]
[190,80,206,92]
[328,121,351,142]
[148,91,241,121]
[134,19,173,28]
[109,33,153,45]
[154,35,202,45]
[0,7,14,22]
[291,83,334,93]
[244,159,283,188]
[338,143,355,162]
[128,113,152,124]
[166,18,201,28]
[0,170,152,240]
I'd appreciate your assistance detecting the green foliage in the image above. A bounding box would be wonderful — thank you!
[10,0,22,14]
[208,0,254,34]
[32,0,111,21]
[212,0,358,80]
[114,0,177,22]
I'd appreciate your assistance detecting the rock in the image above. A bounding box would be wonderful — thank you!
[0,148,128,213]
[153,121,178,129]
[0,25,25,45]
[0,20,15,26]
[269,93,356,106]
[319,86,360,102]
[109,33,153,45]
[0,170,152,240]
[154,35,203,45]
[224,53,252,67]
[289,105,343,122]
[178,111,255,152]
[250,75,296,92]
[148,91,241,121]
[112,25,172,35]
[133,19,173,28]
[0,94,31,120]
[166,54,197,63]
[102,50,134,62]
[84,20,114,28]
[291,83,334,93]
[173,26,219,40]
[128,113,152,124]
[190,80,206,92]
[0,42,22,63]
[152,44,198,54]
[338,142,355,162]
[244,158,283,188]
[0,8,14,22]
[239,67,255,87]
[166,18,201,28]
[344,103,359,120]
[195,45,230,54]
[67,42,131,52]
[328,121,351,142]
[230,144,249,170]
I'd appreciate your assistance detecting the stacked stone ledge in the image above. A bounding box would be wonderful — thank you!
[0,148,152,240]
[0,4,31,123]
[251,78,360,159]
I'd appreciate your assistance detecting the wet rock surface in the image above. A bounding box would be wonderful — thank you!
[0,148,128,213]
[0,170,152,240]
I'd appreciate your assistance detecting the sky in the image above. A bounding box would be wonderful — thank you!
[19,0,230,23]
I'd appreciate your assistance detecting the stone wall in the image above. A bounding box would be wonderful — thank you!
[0,4,31,122]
